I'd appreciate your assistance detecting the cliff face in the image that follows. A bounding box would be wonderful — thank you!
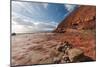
[54,5,96,33]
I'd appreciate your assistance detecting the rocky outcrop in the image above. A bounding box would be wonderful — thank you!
[54,5,96,33]
[51,41,94,64]
[68,48,83,62]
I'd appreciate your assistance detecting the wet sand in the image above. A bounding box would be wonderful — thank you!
[11,33,60,66]
[11,30,96,66]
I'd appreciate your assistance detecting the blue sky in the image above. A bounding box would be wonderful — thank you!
[12,1,77,33]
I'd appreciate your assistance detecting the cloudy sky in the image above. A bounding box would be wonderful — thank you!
[12,1,77,33]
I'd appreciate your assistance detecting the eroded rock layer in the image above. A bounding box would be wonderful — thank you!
[54,5,96,33]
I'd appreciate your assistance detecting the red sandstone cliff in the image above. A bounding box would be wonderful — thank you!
[54,5,96,33]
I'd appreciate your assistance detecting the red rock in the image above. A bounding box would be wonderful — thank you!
[54,5,96,33]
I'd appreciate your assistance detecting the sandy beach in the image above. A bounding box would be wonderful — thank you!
[11,30,96,66]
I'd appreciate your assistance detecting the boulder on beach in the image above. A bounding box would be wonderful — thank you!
[57,41,73,53]
[68,48,84,62]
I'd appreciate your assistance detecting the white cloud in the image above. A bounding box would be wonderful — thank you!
[64,4,75,12]
[12,16,56,33]
[11,1,59,33]
[12,2,52,33]
[12,1,48,18]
